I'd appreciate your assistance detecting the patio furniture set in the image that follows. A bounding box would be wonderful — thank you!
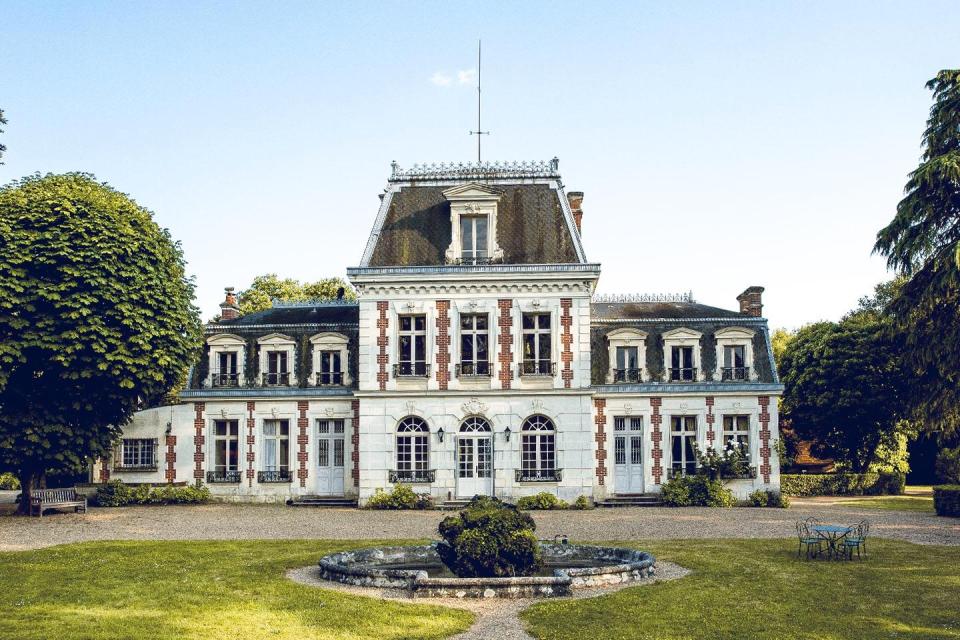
[796,517,870,560]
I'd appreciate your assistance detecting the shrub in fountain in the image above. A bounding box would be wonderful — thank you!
[436,496,544,578]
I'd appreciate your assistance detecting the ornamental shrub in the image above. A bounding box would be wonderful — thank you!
[94,480,210,506]
[571,495,593,510]
[870,471,906,496]
[747,489,790,508]
[515,491,568,510]
[0,472,20,490]
[748,489,769,507]
[437,495,543,578]
[935,447,960,484]
[660,475,733,507]
[933,485,960,518]
[659,476,692,506]
[364,484,433,510]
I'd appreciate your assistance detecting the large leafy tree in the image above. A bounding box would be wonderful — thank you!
[779,284,913,472]
[236,273,356,315]
[874,69,960,436]
[0,173,203,512]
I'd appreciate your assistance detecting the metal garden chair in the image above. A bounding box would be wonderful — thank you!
[842,520,870,560]
[796,520,823,559]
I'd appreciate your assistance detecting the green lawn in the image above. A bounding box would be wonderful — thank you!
[836,495,936,512]
[523,538,960,640]
[0,540,473,640]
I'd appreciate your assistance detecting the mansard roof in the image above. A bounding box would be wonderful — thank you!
[360,160,587,267]
[592,301,748,321]
[213,301,359,328]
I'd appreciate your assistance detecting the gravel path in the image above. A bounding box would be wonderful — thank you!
[1,499,957,551]
[286,561,691,640]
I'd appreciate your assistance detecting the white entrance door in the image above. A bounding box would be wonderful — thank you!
[456,417,493,498]
[316,419,345,496]
[613,416,644,493]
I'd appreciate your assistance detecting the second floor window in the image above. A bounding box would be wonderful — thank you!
[722,345,748,380]
[521,313,552,375]
[398,315,427,376]
[669,346,695,381]
[614,346,641,382]
[318,350,343,385]
[215,351,238,386]
[265,351,289,385]
[459,314,490,375]
[460,215,489,264]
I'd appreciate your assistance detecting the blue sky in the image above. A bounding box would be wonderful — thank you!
[2,1,958,326]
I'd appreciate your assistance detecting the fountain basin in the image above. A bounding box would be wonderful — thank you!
[318,543,656,598]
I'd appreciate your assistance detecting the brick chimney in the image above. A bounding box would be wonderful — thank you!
[736,286,765,317]
[567,191,584,234]
[219,287,240,321]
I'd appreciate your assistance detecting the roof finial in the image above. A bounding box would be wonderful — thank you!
[469,40,490,163]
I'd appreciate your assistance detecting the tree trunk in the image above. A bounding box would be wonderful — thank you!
[15,470,37,516]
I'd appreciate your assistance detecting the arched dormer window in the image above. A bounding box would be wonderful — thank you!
[206,334,246,387]
[518,415,559,482]
[605,328,648,383]
[391,416,433,483]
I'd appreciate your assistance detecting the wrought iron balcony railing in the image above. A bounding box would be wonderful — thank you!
[261,372,291,386]
[210,371,240,387]
[113,463,158,472]
[519,361,557,377]
[257,469,292,483]
[206,470,242,483]
[721,366,751,381]
[668,367,698,382]
[455,255,494,266]
[611,367,643,383]
[721,466,758,480]
[456,362,493,377]
[393,363,430,378]
[315,371,345,386]
[388,469,436,483]
[515,468,562,482]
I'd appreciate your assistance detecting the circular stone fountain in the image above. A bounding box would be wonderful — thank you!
[317,542,656,598]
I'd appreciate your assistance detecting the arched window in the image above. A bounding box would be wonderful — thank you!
[520,415,557,481]
[395,416,431,482]
[460,416,492,433]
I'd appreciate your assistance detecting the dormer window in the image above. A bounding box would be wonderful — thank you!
[661,328,703,382]
[206,334,246,388]
[670,346,695,381]
[256,333,297,386]
[216,351,239,387]
[264,351,289,386]
[605,328,647,383]
[309,332,351,387]
[714,327,756,381]
[443,183,504,265]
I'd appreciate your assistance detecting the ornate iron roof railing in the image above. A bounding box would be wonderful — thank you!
[389,158,561,181]
[592,292,695,304]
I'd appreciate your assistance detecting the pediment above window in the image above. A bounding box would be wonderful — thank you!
[714,326,755,341]
[207,333,245,346]
[257,332,295,346]
[606,328,648,344]
[309,332,349,348]
[662,327,703,341]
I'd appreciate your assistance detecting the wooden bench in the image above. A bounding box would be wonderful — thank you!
[30,488,88,518]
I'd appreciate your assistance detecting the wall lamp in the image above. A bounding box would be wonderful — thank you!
[503,426,511,442]
[436,427,445,443]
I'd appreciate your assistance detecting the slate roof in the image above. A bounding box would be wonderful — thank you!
[592,301,747,321]
[361,161,585,267]
[214,303,359,327]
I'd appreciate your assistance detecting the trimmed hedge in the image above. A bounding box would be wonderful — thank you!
[780,472,905,497]
[933,485,960,518]
[95,480,210,506]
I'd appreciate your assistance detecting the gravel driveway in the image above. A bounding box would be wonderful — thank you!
[1,498,957,551]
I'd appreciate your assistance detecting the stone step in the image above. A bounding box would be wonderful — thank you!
[287,496,358,508]
[597,495,662,507]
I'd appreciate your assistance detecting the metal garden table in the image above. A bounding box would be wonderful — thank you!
[812,524,853,559]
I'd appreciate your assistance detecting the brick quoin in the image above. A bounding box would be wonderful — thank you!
[560,298,574,389]
[435,300,451,390]
[650,397,663,485]
[246,401,256,485]
[165,435,177,482]
[99,462,110,483]
[705,396,715,444]
[759,396,772,483]
[351,399,360,487]
[497,299,513,390]
[297,400,309,487]
[193,402,205,481]
[593,398,608,485]
[376,301,389,391]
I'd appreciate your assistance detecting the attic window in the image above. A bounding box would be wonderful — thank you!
[443,183,504,265]
[460,215,489,264]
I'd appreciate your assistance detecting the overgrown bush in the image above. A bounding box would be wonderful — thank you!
[747,489,790,508]
[437,496,543,577]
[0,472,21,490]
[660,475,733,507]
[95,480,210,507]
[780,473,888,496]
[933,485,960,518]
[364,484,433,510]
[935,447,960,484]
[515,491,568,510]
[571,495,593,510]
[872,471,906,496]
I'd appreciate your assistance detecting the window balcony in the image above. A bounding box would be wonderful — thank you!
[519,361,556,377]
[210,371,240,387]
[721,466,758,480]
[393,363,430,378]
[455,255,494,266]
[515,469,562,482]
[721,366,751,381]
[315,371,345,386]
[668,367,698,382]
[456,362,493,377]
[257,469,292,483]
[206,470,242,484]
[113,463,158,472]
[261,372,291,386]
[611,367,643,383]
[388,469,436,483]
